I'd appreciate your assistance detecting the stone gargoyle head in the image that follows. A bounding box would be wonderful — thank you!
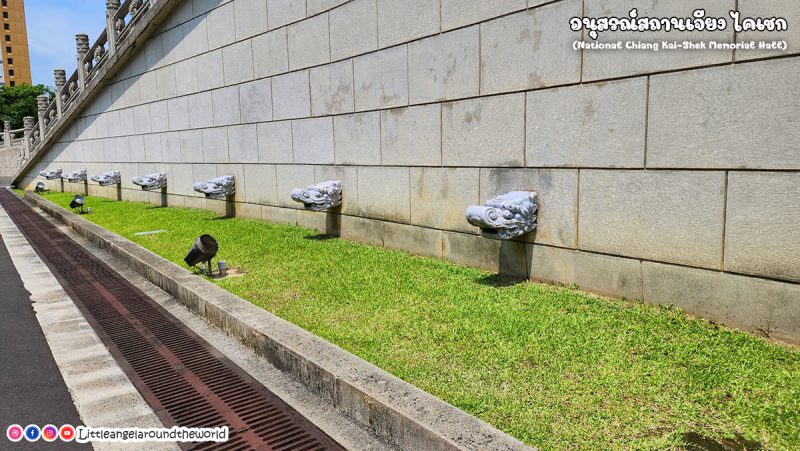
[39,168,63,180]
[290,180,342,211]
[63,169,87,183]
[90,170,121,186]
[465,191,538,240]
[131,172,167,191]
[193,175,235,200]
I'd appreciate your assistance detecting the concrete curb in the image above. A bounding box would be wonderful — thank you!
[23,191,532,451]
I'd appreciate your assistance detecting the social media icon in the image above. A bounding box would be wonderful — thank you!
[42,425,58,442]
[24,424,41,442]
[59,424,76,442]
[6,424,23,442]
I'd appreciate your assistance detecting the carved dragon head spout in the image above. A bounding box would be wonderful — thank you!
[290,180,342,211]
[63,169,87,183]
[465,191,538,240]
[39,168,63,180]
[131,172,167,191]
[193,175,235,200]
[90,170,121,186]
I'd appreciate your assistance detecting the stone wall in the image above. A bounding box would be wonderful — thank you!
[17,0,800,340]
[0,145,21,178]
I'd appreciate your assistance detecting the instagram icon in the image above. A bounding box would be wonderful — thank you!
[42,425,59,442]
[6,424,23,442]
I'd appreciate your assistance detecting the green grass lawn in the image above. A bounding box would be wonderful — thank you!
[38,192,799,449]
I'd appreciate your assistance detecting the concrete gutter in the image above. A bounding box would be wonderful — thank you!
[23,190,532,451]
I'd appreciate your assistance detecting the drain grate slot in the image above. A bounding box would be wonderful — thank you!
[0,190,342,451]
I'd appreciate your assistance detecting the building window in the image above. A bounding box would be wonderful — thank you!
[6,58,11,65]
[5,46,9,53]
[9,81,14,87]
[4,35,9,42]
[3,24,8,31]
[2,12,7,18]
[2,1,7,7]
[8,69,13,76]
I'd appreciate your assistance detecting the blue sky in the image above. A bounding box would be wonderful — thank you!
[26,0,106,86]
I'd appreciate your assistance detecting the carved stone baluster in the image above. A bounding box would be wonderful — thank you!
[76,34,90,91]
[2,121,9,149]
[54,69,66,117]
[23,116,34,160]
[37,95,48,139]
[106,0,121,54]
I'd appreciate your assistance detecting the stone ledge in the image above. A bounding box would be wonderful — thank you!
[23,191,530,451]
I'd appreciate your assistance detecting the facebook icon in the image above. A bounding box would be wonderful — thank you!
[24,425,41,442]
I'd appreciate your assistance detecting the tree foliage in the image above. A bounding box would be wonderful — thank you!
[0,84,54,130]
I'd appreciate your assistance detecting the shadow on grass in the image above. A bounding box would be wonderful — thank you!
[681,432,762,450]
[475,274,526,288]
[304,234,338,241]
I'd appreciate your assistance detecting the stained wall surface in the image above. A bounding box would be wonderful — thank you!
[18,0,800,339]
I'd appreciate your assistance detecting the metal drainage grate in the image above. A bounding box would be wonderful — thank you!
[0,190,344,451]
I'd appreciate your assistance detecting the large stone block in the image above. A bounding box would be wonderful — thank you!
[480,1,581,95]
[183,16,209,58]
[239,79,273,123]
[307,0,347,16]
[353,45,408,111]
[272,70,311,120]
[144,134,163,163]
[410,168,479,233]
[736,0,800,60]
[155,65,177,101]
[174,58,199,97]
[408,26,480,104]
[377,0,440,48]
[582,0,734,81]
[725,172,800,282]
[262,205,297,225]
[480,168,578,248]
[196,49,225,91]
[161,132,182,163]
[382,222,444,258]
[167,97,190,131]
[647,59,800,169]
[442,93,525,167]
[288,13,331,70]
[292,117,334,164]
[202,128,230,163]
[206,2,236,50]
[234,0,269,40]
[133,105,152,134]
[222,39,255,85]
[333,112,381,165]
[643,262,800,339]
[527,78,646,168]
[187,92,214,128]
[149,101,170,133]
[161,26,185,66]
[310,60,355,116]
[257,122,294,163]
[340,215,384,247]
[441,0,525,31]
[138,72,158,104]
[228,124,259,163]
[528,246,643,299]
[244,164,278,205]
[579,170,725,269]
[253,28,289,78]
[169,163,195,196]
[380,104,441,166]
[268,0,307,29]
[179,129,203,162]
[357,167,410,223]
[443,231,528,277]
[212,86,242,126]
[276,165,316,207]
[329,0,378,61]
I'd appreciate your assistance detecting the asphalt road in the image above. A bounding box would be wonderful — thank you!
[0,235,89,449]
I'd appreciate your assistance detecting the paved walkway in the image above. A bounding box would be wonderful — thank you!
[0,234,89,450]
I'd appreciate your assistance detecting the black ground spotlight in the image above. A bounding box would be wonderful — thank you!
[69,195,86,213]
[184,234,219,276]
[35,182,48,193]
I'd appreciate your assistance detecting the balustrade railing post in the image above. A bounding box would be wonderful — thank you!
[37,95,48,139]
[2,121,9,149]
[76,33,90,91]
[54,69,66,118]
[106,0,121,56]
[23,116,34,161]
